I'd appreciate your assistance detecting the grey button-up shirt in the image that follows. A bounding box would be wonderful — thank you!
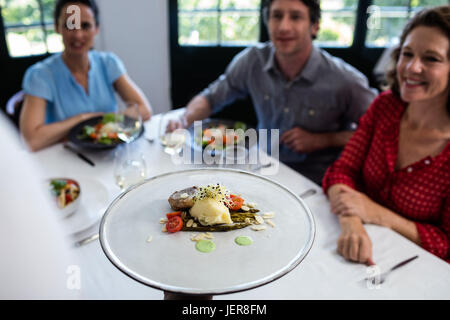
[200,42,377,182]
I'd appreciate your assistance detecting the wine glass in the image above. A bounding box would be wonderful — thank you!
[220,145,251,171]
[117,102,143,143]
[158,112,186,155]
[113,143,147,191]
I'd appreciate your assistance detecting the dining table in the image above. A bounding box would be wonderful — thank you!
[30,110,450,300]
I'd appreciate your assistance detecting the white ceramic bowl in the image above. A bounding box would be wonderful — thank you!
[48,178,81,218]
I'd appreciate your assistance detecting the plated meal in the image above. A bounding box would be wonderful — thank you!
[68,113,144,150]
[78,113,124,145]
[159,183,275,252]
[99,168,315,295]
[49,178,81,217]
[196,121,247,150]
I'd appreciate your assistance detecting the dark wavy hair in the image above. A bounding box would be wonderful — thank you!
[54,0,100,26]
[262,0,321,39]
[387,5,450,113]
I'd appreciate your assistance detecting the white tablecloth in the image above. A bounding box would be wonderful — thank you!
[31,113,450,300]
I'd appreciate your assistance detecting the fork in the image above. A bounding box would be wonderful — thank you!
[366,255,419,285]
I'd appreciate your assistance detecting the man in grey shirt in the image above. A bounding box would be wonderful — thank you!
[170,0,377,185]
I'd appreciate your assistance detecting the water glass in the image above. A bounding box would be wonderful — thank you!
[219,145,251,171]
[113,143,147,191]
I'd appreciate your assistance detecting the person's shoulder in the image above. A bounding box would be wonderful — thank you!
[233,42,272,64]
[370,90,405,118]
[25,54,60,76]
[23,54,61,84]
[317,47,368,82]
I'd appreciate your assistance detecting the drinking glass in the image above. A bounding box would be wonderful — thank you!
[113,143,147,191]
[116,102,143,143]
[220,145,251,171]
[158,112,186,155]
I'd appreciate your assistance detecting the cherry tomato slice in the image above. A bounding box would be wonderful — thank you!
[107,132,118,139]
[227,194,244,211]
[65,194,73,204]
[166,216,183,233]
[166,211,182,219]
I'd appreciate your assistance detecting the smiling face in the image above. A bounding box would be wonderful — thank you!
[55,3,99,56]
[397,26,450,105]
[267,0,319,59]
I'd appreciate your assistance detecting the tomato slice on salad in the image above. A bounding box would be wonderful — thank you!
[166,216,183,233]
[227,194,244,211]
[166,211,182,219]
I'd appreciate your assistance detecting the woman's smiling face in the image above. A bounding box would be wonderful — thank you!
[397,26,450,105]
[56,3,99,56]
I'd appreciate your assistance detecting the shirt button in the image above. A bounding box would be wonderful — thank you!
[308,109,315,116]
[407,167,413,173]
[284,107,290,113]
[424,159,431,165]
[264,95,270,101]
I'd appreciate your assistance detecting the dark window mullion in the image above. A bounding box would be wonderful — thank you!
[217,0,222,46]
[407,0,413,19]
[36,0,49,53]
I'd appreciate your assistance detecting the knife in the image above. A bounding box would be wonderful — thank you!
[64,143,95,167]
[74,233,99,247]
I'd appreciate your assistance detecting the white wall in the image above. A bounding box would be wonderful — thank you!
[95,0,171,115]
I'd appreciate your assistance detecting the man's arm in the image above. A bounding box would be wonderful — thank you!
[183,95,213,127]
[280,128,354,153]
[167,95,212,131]
[168,47,253,132]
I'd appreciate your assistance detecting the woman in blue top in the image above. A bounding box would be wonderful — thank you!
[20,0,152,151]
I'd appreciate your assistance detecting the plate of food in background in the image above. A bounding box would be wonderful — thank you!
[47,177,110,235]
[187,118,255,155]
[67,113,144,150]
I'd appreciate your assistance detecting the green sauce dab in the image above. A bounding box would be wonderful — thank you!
[195,240,216,253]
[235,236,253,246]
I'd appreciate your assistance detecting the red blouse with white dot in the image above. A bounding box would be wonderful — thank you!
[322,91,450,263]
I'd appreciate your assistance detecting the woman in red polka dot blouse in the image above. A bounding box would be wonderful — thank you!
[322,6,450,264]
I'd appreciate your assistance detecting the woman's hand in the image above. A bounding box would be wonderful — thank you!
[328,184,382,225]
[337,215,375,265]
[20,95,105,151]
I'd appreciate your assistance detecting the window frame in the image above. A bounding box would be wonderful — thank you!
[1,0,57,59]
[177,3,262,47]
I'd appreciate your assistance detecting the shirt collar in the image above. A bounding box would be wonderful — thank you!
[263,42,277,72]
[263,44,321,83]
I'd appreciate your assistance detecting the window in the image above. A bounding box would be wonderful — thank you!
[178,0,261,46]
[316,0,358,47]
[366,0,450,47]
[1,0,62,57]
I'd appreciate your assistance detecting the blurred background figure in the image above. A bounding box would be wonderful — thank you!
[0,113,80,299]
[166,0,376,185]
[19,0,152,151]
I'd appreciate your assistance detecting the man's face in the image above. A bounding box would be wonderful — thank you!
[267,0,319,58]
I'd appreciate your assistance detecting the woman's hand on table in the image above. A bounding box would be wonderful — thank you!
[328,184,382,225]
[337,215,375,265]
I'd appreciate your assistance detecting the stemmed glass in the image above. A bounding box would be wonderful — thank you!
[158,112,186,155]
[117,102,142,143]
